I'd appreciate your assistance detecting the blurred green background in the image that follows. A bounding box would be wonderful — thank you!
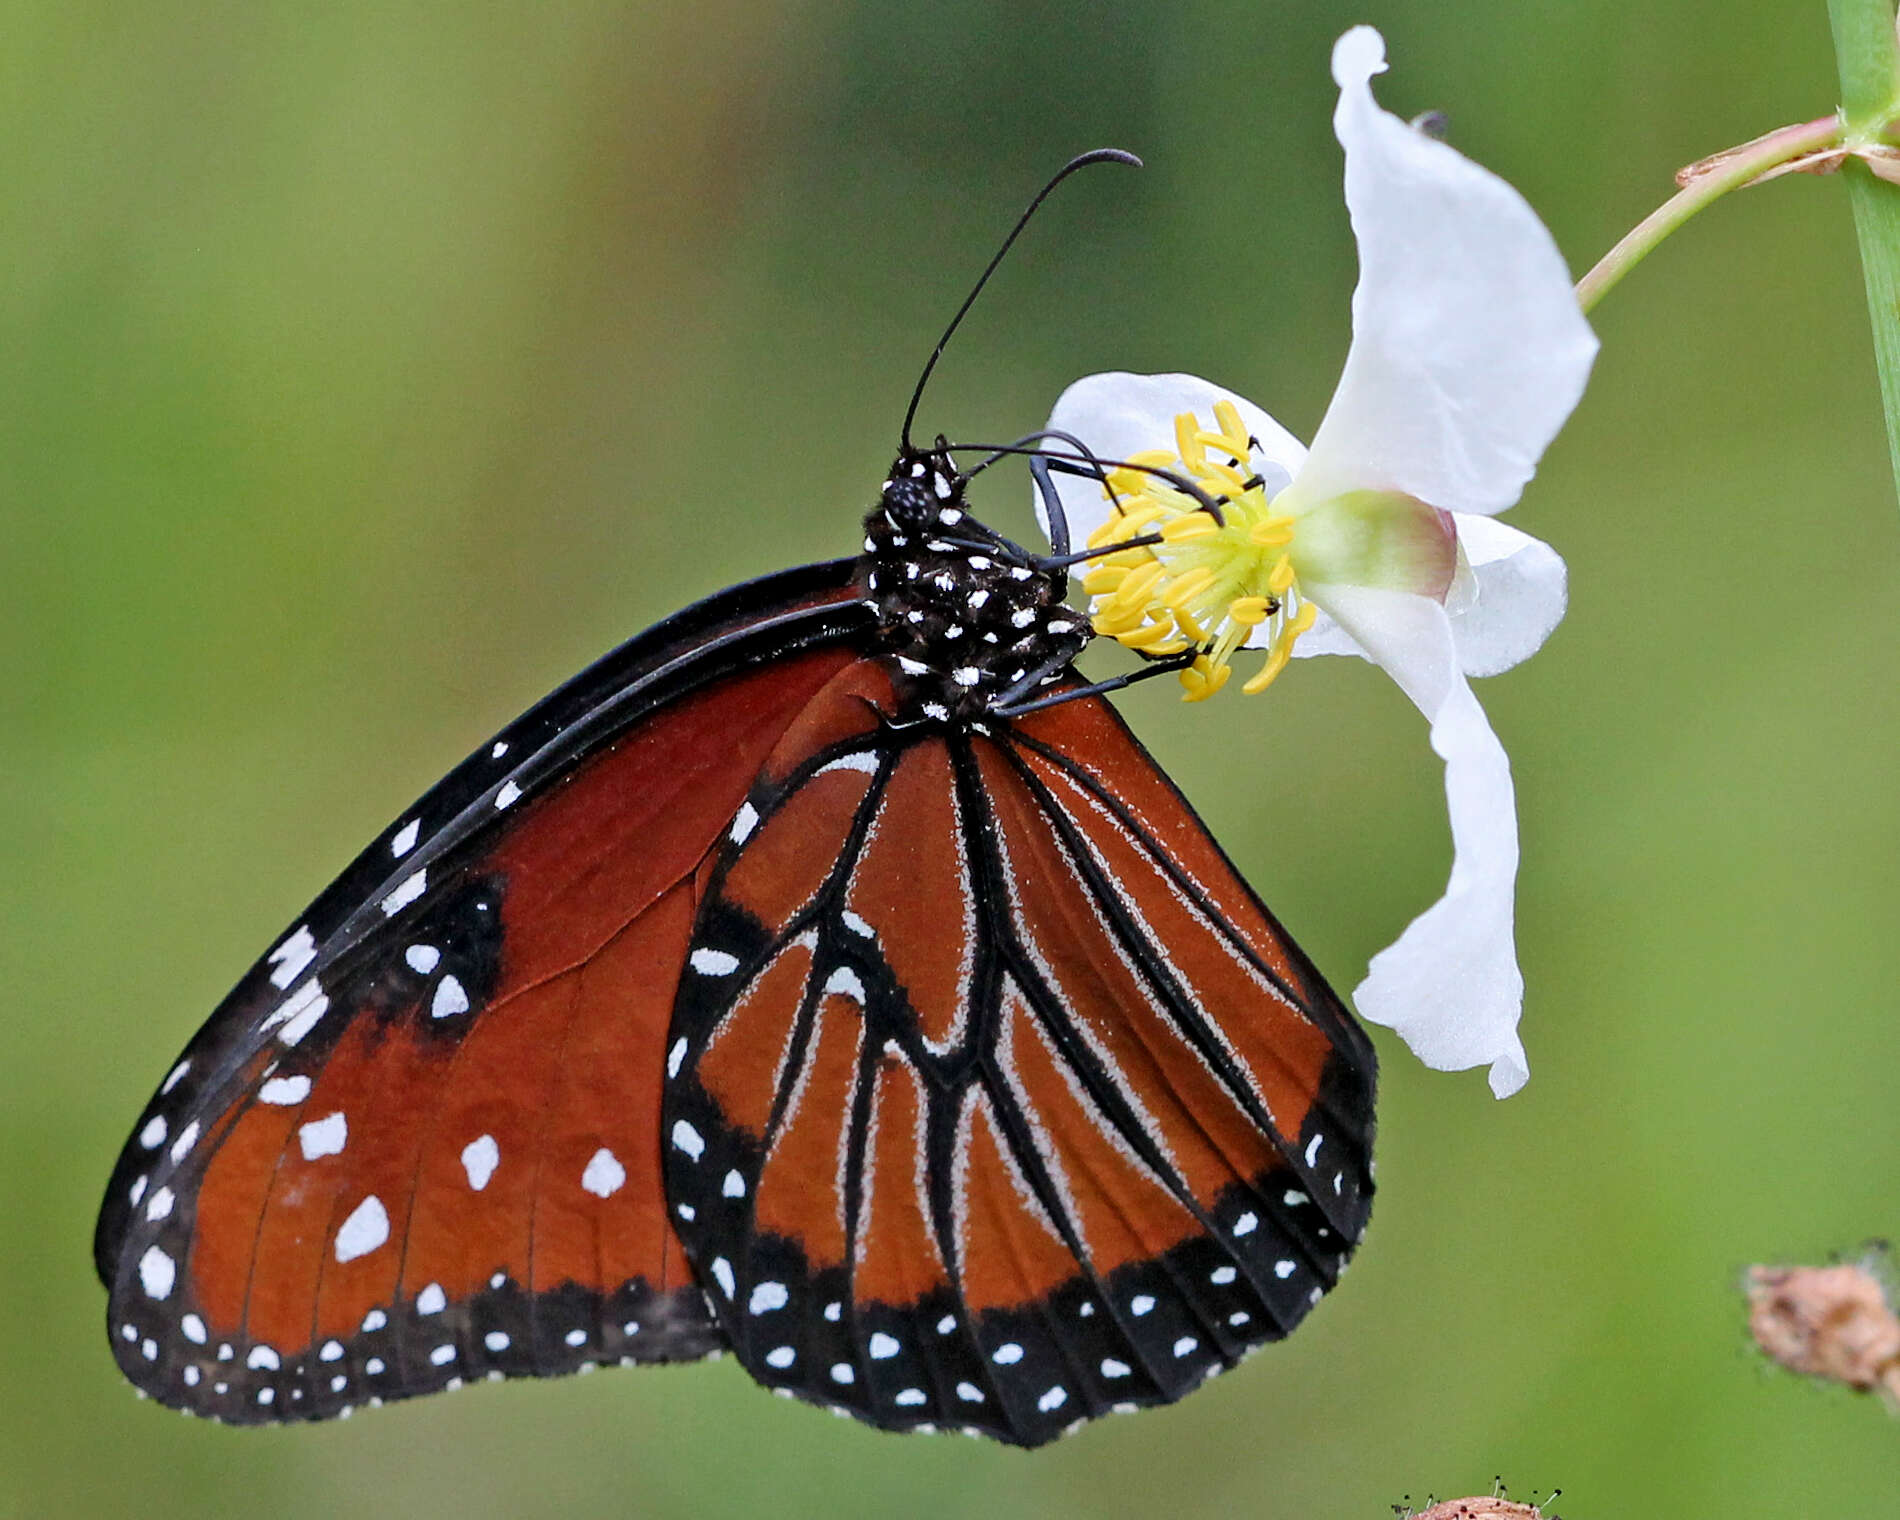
[6,2,1897,1516]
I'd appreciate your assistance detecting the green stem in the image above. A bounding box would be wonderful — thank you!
[1829,0,1900,506]
[1575,116,1840,313]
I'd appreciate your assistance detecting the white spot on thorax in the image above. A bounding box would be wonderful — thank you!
[335,1195,390,1262]
[138,1245,176,1300]
[298,1111,347,1160]
[581,1148,626,1198]
[461,1134,499,1190]
[390,819,420,857]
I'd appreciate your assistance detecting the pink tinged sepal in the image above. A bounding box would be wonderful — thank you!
[1305,582,1530,1098]
[1299,26,1599,517]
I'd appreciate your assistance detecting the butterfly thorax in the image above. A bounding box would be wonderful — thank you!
[859,450,1089,721]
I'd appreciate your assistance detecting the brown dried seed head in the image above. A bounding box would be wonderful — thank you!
[1746,1262,1900,1391]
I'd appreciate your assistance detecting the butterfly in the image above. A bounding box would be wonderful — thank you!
[95,153,1376,1447]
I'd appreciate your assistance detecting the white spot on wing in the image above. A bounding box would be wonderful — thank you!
[138,1116,167,1149]
[138,1245,176,1300]
[1304,1133,1323,1167]
[169,1120,200,1163]
[461,1134,499,1190]
[667,1037,688,1079]
[822,966,865,1003]
[956,1381,983,1402]
[1274,1259,1295,1279]
[162,1059,191,1094]
[1101,1358,1130,1378]
[391,819,420,857]
[1233,1211,1258,1236]
[729,803,759,845]
[1038,1386,1067,1412]
[992,1343,1023,1365]
[267,926,317,989]
[868,1332,899,1360]
[430,976,470,1019]
[765,1346,795,1369]
[335,1195,390,1262]
[671,1120,705,1161]
[581,1148,626,1198]
[298,1111,347,1160]
[690,948,740,976]
[749,1282,788,1314]
[182,1315,207,1345]
[485,1331,510,1352]
[494,781,522,810]
[247,1345,280,1370]
[722,1169,745,1198]
[416,1282,446,1315]
[258,1075,311,1106]
[380,869,427,917]
[405,944,441,974]
[817,751,881,776]
[710,1258,735,1298]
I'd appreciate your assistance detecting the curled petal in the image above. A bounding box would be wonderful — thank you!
[1293,513,1566,676]
[1039,371,1305,547]
[1298,26,1598,515]
[1444,514,1567,677]
[1301,581,1529,1097]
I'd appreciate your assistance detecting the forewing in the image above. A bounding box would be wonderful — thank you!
[663,675,1375,1447]
[98,564,870,1422]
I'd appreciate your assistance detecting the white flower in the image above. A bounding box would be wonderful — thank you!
[1040,26,1596,1098]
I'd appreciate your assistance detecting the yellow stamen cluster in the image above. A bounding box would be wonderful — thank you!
[1081,401,1318,701]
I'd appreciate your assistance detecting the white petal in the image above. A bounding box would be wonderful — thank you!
[1292,514,1566,677]
[1444,514,1567,677]
[1040,372,1306,549]
[1303,581,1529,1097]
[1298,28,1598,516]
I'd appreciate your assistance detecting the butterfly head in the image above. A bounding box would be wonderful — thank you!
[860,448,1088,722]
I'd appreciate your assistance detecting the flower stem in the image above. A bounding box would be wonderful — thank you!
[1575,116,1841,314]
[1828,0,1900,506]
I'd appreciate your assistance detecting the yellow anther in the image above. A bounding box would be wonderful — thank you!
[1212,399,1246,448]
[1105,560,1164,613]
[1081,565,1127,595]
[1227,595,1272,628]
[1179,656,1232,703]
[1160,566,1214,611]
[1160,514,1218,543]
[1249,514,1295,547]
[1117,619,1189,654]
[1241,648,1293,696]
[1170,604,1208,645]
[1174,412,1206,471]
[1267,555,1296,595]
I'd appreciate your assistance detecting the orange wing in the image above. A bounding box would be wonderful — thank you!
[98,563,867,1423]
[663,665,1375,1445]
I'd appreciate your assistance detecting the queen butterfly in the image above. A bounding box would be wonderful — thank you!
[95,153,1376,1446]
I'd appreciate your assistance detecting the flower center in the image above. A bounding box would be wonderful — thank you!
[1080,401,1318,701]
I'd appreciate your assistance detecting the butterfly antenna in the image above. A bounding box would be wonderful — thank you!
[900,147,1142,452]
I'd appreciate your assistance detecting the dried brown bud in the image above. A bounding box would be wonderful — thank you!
[1746,1260,1900,1393]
